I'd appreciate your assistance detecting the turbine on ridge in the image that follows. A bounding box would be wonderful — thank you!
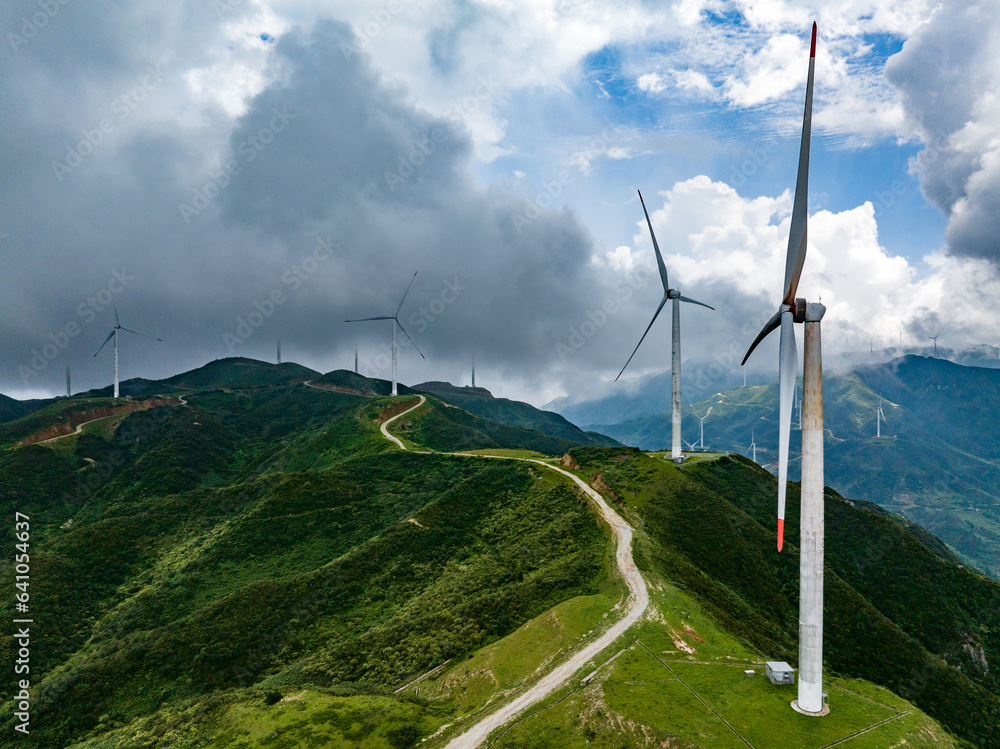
[616,190,714,462]
[93,304,162,399]
[345,272,425,396]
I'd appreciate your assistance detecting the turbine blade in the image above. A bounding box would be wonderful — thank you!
[345,316,394,322]
[638,190,669,292]
[781,22,816,305]
[741,309,783,366]
[615,293,669,381]
[119,326,154,338]
[395,271,418,317]
[93,330,115,357]
[776,309,797,551]
[678,295,715,311]
[395,319,425,359]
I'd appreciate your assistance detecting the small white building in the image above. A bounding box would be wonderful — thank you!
[766,661,795,685]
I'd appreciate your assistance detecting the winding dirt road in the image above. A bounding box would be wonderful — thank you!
[380,395,426,448]
[379,395,649,748]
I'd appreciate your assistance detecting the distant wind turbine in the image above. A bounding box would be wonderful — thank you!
[744,427,757,464]
[345,272,424,396]
[277,339,281,365]
[66,365,71,398]
[794,383,803,431]
[876,394,886,438]
[870,333,876,361]
[742,22,827,716]
[93,304,162,399]
[616,190,715,462]
[929,330,942,356]
[354,347,359,374]
[472,354,476,388]
[697,406,712,449]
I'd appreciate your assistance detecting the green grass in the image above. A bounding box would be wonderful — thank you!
[0,376,989,749]
[489,588,960,749]
[69,687,444,749]
[421,588,623,719]
[456,449,553,459]
[0,392,615,748]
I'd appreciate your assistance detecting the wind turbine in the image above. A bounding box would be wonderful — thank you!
[742,22,828,716]
[616,190,715,462]
[345,272,424,396]
[277,339,281,365]
[66,365,71,398]
[928,330,942,356]
[876,394,886,438]
[354,347,359,374]
[472,355,476,387]
[744,427,757,464]
[93,305,162,399]
[697,406,712,449]
[870,333,876,362]
[794,383,803,430]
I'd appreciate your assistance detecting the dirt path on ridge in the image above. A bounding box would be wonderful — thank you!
[376,394,649,748]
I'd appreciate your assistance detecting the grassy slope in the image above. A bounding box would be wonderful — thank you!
[0,385,612,749]
[397,396,585,456]
[596,357,1000,580]
[0,374,988,748]
[563,447,1000,748]
[413,382,620,448]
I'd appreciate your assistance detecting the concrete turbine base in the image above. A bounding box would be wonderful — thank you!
[791,700,830,717]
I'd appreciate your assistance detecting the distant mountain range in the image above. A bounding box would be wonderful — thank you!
[589,356,1000,580]
[546,345,1000,428]
[0,358,619,452]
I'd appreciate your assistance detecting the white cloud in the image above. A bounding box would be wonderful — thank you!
[636,176,1000,352]
[886,1,1000,262]
[637,72,667,93]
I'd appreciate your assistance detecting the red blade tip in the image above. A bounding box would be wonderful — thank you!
[776,518,784,552]
[810,22,817,58]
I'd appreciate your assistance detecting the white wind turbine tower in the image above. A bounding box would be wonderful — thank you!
[697,406,713,449]
[345,272,425,396]
[744,427,757,464]
[617,190,715,462]
[794,383,803,430]
[354,347,359,374]
[66,365,71,398]
[742,23,829,716]
[929,330,942,356]
[93,305,162,399]
[876,394,886,438]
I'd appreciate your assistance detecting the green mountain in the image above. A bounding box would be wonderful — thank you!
[593,356,1000,580]
[0,358,997,748]
[413,381,620,448]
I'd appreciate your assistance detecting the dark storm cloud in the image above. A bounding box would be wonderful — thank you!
[885,1,1000,263]
[0,7,605,396]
